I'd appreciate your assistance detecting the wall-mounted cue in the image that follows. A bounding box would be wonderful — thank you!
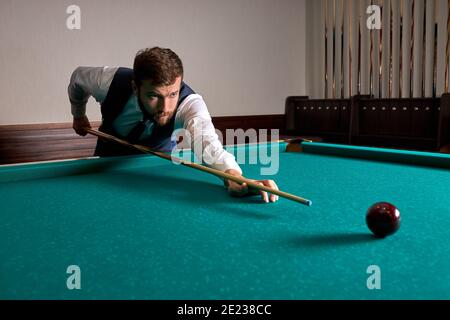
[85,128,312,206]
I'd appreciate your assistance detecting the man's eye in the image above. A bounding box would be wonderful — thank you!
[169,93,178,98]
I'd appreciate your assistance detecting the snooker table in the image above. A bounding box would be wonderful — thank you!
[1,141,450,300]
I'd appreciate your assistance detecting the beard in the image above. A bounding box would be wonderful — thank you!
[153,113,171,126]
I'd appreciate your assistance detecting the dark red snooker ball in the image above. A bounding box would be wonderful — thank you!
[366,202,401,238]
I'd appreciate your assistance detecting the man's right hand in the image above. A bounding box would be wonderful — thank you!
[73,115,91,136]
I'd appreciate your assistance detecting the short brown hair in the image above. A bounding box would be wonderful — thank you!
[133,47,183,87]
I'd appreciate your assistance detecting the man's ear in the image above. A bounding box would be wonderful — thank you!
[131,80,138,95]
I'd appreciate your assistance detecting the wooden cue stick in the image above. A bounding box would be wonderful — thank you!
[85,128,312,206]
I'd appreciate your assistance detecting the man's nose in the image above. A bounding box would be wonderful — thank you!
[158,98,170,113]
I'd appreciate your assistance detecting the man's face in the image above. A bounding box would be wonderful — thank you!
[134,76,182,126]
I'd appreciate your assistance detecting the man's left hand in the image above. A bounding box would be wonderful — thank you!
[224,169,279,203]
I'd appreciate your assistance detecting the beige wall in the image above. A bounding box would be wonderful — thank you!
[0,0,306,125]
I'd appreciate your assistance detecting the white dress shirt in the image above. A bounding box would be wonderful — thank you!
[68,66,242,174]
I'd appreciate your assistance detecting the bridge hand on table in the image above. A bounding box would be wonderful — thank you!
[224,169,279,203]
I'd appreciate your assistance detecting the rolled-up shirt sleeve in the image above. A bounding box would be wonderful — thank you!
[67,66,112,118]
[178,95,242,174]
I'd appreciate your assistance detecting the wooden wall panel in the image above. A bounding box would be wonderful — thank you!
[0,116,286,165]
